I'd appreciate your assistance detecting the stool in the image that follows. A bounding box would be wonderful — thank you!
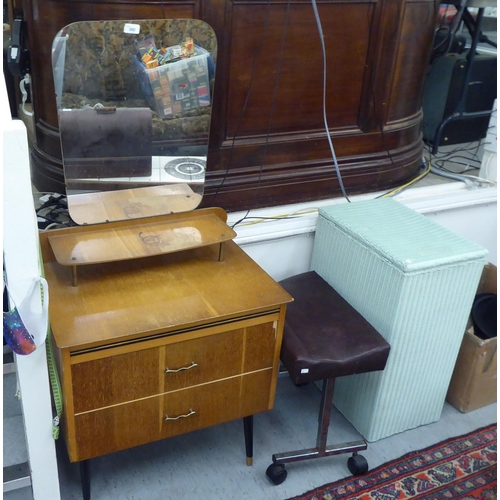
[266,271,391,485]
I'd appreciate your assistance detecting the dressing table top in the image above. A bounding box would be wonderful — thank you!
[41,218,292,351]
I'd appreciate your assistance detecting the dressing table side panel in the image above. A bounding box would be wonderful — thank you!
[57,348,79,462]
[266,305,287,408]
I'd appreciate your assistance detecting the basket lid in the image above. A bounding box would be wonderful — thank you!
[318,198,488,273]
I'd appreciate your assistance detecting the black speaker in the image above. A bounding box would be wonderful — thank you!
[422,51,496,146]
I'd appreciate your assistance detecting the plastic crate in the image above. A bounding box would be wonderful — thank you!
[135,45,211,119]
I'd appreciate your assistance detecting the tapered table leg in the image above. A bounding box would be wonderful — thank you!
[243,415,254,466]
[80,459,91,500]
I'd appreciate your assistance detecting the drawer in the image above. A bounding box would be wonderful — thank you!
[162,321,276,392]
[73,369,273,461]
[160,368,273,440]
[72,320,277,413]
[72,348,161,414]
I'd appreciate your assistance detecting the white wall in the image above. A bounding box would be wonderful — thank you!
[228,183,497,281]
[2,82,61,499]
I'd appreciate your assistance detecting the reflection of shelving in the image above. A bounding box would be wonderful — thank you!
[65,156,206,194]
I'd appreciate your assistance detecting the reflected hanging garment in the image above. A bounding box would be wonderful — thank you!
[58,106,153,180]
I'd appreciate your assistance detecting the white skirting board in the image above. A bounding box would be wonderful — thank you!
[230,182,496,283]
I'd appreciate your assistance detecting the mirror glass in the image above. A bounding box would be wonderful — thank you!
[52,19,216,225]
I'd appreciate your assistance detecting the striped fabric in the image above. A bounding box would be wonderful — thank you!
[311,198,488,441]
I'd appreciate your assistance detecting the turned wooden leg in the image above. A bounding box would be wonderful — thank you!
[80,459,91,500]
[243,415,254,466]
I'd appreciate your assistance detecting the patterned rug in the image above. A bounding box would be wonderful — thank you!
[288,423,496,500]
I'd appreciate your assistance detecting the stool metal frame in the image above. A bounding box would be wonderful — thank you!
[266,378,368,485]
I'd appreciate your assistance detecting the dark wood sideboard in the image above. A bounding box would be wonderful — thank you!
[21,0,437,212]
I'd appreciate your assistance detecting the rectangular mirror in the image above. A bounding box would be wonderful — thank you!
[52,19,216,225]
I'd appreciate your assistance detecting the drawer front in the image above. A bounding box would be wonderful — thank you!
[243,321,276,372]
[161,368,273,440]
[72,320,277,413]
[73,369,273,461]
[162,321,276,392]
[72,348,161,414]
[161,329,244,393]
[74,394,160,461]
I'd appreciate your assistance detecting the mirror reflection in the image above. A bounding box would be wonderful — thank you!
[52,19,217,225]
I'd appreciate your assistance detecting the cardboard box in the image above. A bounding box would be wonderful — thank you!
[446,263,497,412]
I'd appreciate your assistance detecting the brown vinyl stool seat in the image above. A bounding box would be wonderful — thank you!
[266,271,390,485]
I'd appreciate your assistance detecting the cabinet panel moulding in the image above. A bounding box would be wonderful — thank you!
[384,110,424,131]
[230,0,377,4]
[208,138,423,182]
[213,130,420,171]
[218,113,421,152]
[203,148,422,209]
[220,127,366,149]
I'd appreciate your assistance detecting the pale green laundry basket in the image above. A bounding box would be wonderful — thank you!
[311,198,488,441]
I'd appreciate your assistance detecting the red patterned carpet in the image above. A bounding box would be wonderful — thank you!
[288,423,496,500]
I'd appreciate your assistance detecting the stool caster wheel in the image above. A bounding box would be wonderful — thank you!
[266,463,287,485]
[348,454,369,476]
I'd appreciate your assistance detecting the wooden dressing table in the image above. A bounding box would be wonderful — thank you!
[40,208,292,499]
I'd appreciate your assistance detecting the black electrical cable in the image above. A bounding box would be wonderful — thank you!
[431,2,468,62]
[35,194,75,229]
[311,0,350,203]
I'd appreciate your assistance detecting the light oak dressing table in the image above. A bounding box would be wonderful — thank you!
[40,207,292,499]
[44,19,292,498]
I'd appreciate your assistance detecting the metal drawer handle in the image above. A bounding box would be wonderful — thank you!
[165,361,198,373]
[165,409,196,421]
